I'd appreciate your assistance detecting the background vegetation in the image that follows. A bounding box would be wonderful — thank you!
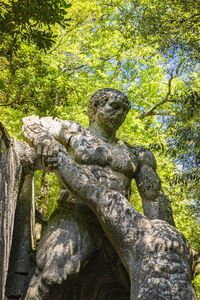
[1,0,200,296]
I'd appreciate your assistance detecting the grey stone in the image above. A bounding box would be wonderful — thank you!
[5,88,197,299]
[0,122,35,300]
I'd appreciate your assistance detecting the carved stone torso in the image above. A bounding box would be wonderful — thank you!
[67,131,138,199]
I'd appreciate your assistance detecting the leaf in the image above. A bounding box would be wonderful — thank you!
[0,78,7,91]
[61,2,72,9]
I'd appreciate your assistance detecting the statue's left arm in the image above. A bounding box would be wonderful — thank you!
[53,150,195,300]
[134,147,175,225]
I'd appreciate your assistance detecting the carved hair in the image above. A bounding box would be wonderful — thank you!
[88,88,131,124]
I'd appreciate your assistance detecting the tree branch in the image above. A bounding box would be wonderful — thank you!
[47,21,83,55]
[137,74,174,119]
[61,64,87,73]
[137,61,184,120]
[0,100,16,107]
[146,111,175,116]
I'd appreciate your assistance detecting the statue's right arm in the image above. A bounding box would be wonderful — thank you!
[22,115,85,148]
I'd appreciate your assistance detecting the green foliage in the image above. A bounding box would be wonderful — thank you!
[34,171,59,218]
[0,106,25,139]
[1,0,200,295]
[0,0,71,104]
[119,0,200,61]
[0,0,71,54]
[194,274,200,300]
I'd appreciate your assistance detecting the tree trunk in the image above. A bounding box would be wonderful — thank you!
[0,122,35,300]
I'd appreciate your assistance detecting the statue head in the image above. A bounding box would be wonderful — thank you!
[88,88,131,131]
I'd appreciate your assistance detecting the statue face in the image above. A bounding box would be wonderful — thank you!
[95,93,129,132]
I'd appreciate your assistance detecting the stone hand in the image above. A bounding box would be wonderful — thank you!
[22,116,47,147]
[35,135,66,170]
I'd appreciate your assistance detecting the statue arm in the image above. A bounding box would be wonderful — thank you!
[54,150,194,300]
[22,115,85,148]
[134,148,174,225]
[54,151,147,273]
[22,116,85,168]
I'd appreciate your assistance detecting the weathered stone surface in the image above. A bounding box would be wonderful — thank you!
[0,122,35,300]
[6,174,36,300]
[22,89,174,225]
[26,207,130,299]
[1,89,197,299]
[54,151,196,299]
[0,124,23,300]
[21,89,196,299]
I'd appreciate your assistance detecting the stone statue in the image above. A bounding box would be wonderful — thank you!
[21,88,196,299]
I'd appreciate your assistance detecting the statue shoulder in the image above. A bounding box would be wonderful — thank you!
[61,120,85,135]
[133,146,157,171]
[118,140,157,171]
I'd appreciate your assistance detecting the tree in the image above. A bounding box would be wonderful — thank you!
[0,0,71,56]
[0,0,71,102]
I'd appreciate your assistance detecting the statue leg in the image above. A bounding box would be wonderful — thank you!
[25,208,95,300]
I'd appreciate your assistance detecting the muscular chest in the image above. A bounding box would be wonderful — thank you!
[69,134,138,177]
